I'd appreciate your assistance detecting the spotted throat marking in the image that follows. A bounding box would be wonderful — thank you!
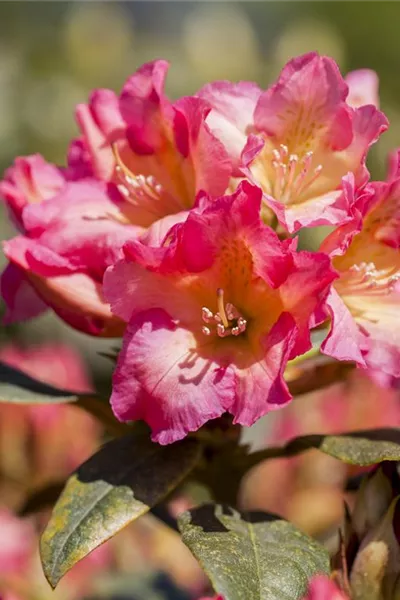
[201,289,247,338]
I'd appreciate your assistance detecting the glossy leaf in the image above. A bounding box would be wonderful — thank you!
[0,361,82,403]
[40,432,201,588]
[247,429,400,468]
[179,504,330,600]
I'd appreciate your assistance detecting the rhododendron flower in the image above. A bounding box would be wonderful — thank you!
[302,576,348,599]
[104,182,336,444]
[199,52,388,232]
[1,156,144,334]
[75,59,232,228]
[320,150,400,377]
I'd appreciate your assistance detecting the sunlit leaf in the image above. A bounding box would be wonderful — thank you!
[179,504,330,600]
[0,361,126,435]
[247,429,400,468]
[40,431,201,588]
[0,361,82,404]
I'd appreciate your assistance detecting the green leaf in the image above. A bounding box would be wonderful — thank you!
[40,431,201,588]
[0,361,127,435]
[0,361,83,404]
[178,504,330,600]
[247,428,400,468]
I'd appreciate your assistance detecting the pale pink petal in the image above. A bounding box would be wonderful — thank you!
[197,80,262,168]
[321,288,366,365]
[232,312,296,425]
[75,103,115,180]
[345,68,379,108]
[110,308,236,444]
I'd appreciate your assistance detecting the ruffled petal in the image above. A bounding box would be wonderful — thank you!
[110,308,236,444]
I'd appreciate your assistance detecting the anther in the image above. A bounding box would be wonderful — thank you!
[202,307,214,323]
[202,326,211,336]
[217,323,226,337]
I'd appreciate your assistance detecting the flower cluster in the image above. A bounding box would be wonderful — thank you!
[1,52,398,444]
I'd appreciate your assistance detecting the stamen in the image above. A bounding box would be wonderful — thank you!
[270,146,323,204]
[201,290,248,338]
[202,307,214,323]
[217,288,229,328]
[112,143,164,210]
[339,261,400,297]
[217,324,227,337]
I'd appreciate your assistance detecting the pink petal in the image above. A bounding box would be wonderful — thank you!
[173,96,232,196]
[0,264,47,324]
[75,103,115,181]
[321,288,366,365]
[110,308,235,444]
[345,68,379,108]
[120,59,172,155]
[0,154,65,228]
[197,80,262,168]
[231,312,296,425]
[254,52,349,140]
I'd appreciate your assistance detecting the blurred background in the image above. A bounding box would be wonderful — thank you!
[1,2,400,599]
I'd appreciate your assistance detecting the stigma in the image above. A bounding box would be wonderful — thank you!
[271,144,323,204]
[201,289,247,338]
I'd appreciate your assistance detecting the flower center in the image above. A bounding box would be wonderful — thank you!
[201,288,247,338]
[112,144,164,209]
[337,261,400,297]
[270,144,323,204]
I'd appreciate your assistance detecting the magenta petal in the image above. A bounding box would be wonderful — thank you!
[110,308,235,444]
[0,264,47,324]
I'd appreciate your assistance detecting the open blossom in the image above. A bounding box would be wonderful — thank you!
[320,150,400,377]
[198,52,388,232]
[75,59,232,227]
[302,576,348,600]
[0,153,145,335]
[104,182,336,444]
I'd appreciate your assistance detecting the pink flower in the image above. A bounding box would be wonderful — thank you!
[75,59,232,227]
[302,576,348,599]
[2,175,143,335]
[320,150,400,377]
[104,182,336,444]
[199,52,388,232]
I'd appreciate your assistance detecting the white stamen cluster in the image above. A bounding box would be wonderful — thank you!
[116,165,163,204]
[201,293,247,338]
[346,261,400,295]
[271,144,323,203]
